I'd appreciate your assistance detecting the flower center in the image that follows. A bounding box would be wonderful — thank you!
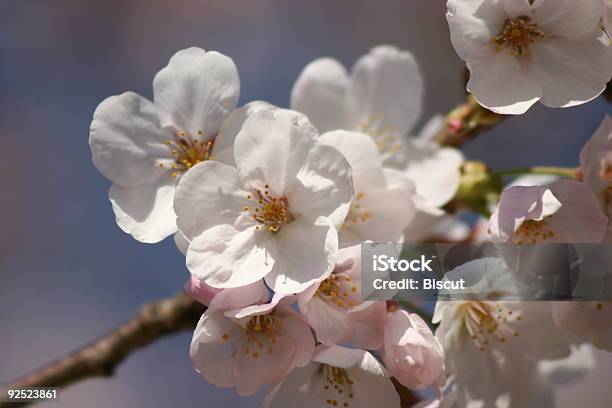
[316,264,359,309]
[159,130,214,178]
[493,16,544,56]
[599,157,612,183]
[318,364,355,407]
[513,218,555,245]
[244,186,294,233]
[458,301,521,351]
[240,314,282,358]
[342,192,372,228]
[355,115,401,159]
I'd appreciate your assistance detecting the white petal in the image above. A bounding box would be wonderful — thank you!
[532,0,604,39]
[346,45,424,135]
[290,58,349,132]
[213,101,278,166]
[318,130,386,188]
[277,309,316,367]
[446,0,508,61]
[174,160,250,240]
[466,51,542,114]
[265,217,338,294]
[153,48,239,136]
[190,311,240,388]
[187,224,277,288]
[234,109,317,194]
[341,170,416,246]
[207,280,269,312]
[531,38,611,108]
[288,144,354,229]
[109,178,177,243]
[403,139,464,208]
[90,92,169,187]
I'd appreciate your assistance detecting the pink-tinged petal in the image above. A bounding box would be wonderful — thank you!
[265,217,338,294]
[579,115,612,196]
[290,58,349,132]
[530,38,611,108]
[207,280,269,312]
[227,294,290,321]
[234,109,318,195]
[277,308,316,367]
[109,178,177,243]
[174,161,250,240]
[467,51,542,115]
[90,92,170,188]
[299,296,354,346]
[153,48,239,136]
[184,276,221,306]
[382,310,444,389]
[288,144,354,230]
[446,0,508,61]
[347,302,387,349]
[318,130,385,188]
[546,180,608,242]
[187,224,278,288]
[213,101,278,166]
[532,0,604,39]
[190,311,241,388]
[489,184,561,242]
[551,301,612,351]
[234,335,297,396]
[346,45,424,135]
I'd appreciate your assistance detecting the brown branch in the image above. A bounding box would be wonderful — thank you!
[0,293,205,408]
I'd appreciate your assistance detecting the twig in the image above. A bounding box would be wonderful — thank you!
[0,293,205,408]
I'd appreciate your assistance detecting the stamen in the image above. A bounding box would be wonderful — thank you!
[160,130,215,178]
[318,365,355,407]
[493,16,544,56]
[513,218,555,245]
[355,115,401,158]
[244,189,293,233]
[458,301,521,351]
[242,314,283,358]
[342,192,371,229]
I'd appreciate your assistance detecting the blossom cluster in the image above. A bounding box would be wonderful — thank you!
[89,0,612,406]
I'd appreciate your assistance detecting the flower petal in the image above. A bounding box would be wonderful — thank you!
[187,224,278,288]
[532,0,604,39]
[530,38,611,108]
[446,0,508,61]
[234,109,318,194]
[213,101,278,166]
[174,160,250,240]
[90,92,169,187]
[265,217,338,294]
[318,130,385,188]
[153,47,239,136]
[190,311,240,388]
[109,178,177,243]
[346,45,424,135]
[290,58,349,132]
[288,143,354,229]
[467,51,542,114]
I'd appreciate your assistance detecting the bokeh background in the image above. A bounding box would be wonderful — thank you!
[0,1,611,407]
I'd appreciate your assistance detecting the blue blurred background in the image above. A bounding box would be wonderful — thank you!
[0,1,610,407]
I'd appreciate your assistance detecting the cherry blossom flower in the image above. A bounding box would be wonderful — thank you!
[261,346,400,408]
[296,244,386,349]
[447,0,612,114]
[433,258,586,407]
[190,294,314,396]
[381,305,445,390]
[174,109,353,294]
[318,130,416,245]
[90,47,240,243]
[291,45,423,163]
[489,179,608,244]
